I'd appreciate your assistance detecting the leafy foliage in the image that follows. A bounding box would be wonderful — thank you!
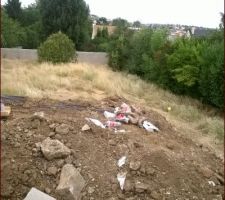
[37,32,76,64]
[39,0,91,50]
[4,0,22,20]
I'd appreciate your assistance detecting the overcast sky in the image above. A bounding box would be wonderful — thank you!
[1,0,224,28]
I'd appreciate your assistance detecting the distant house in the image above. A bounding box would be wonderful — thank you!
[91,22,117,39]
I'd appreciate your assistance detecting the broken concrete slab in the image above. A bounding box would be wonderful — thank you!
[56,164,86,200]
[40,138,71,160]
[24,187,56,200]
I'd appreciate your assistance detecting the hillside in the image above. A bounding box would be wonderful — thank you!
[1,59,224,199]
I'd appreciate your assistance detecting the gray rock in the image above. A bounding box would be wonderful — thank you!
[32,111,46,121]
[45,188,51,194]
[88,187,95,194]
[135,181,149,193]
[82,124,91,131]
[146,167,155,176]
[55,134,62,140]
[56,164,86,200]
[55,124,70,135]
[129,161,141,171]
[47,166,58,176]
[49,124,56,129]
[40,138,71,160]
[24,187,56,200]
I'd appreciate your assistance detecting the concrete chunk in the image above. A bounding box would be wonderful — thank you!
[41,138,71,160]
[56,164,85,200]
[24,187,56,200]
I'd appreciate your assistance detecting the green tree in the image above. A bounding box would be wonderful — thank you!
[133,20,141,28]
[1,9,25,47]
[39,0,91,50]
[4,0,22,20]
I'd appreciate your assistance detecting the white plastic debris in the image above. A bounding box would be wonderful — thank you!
[85,118,106,129]
[208,181,216,186]
[34,111,45,118]
[104,111,116,119]
[121,103,131,114]
[143,120,159,132]
[117,156,127,167]
[117,172,127,190]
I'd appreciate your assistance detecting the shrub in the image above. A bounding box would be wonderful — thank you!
[38,31,76,64]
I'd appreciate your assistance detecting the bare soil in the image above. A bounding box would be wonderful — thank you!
[1,96,224,200]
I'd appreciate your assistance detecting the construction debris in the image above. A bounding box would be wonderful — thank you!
[1,103,11,117]
[24,187,56,200]
[56,164,85,200]
[86,102,159,133]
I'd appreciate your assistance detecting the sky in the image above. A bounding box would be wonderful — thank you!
[1,0,224,28]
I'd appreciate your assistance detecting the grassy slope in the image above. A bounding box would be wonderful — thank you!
[1,59,224,152]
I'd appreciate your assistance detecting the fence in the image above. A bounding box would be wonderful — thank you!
[1,48,108,65]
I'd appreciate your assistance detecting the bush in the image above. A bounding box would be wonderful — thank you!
[38,31,76,64]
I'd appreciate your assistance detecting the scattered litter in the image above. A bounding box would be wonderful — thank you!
[142,120,159,132]
[115,103,131,114]
[115,113,129,123]
[24,187,56,200]
[117,172,127,190]
[104,111,116,119]
[85,118,106,129]
[106,121,122,128]
[117,156,127,167]
[86,102,159,133]
[208,181,216,186]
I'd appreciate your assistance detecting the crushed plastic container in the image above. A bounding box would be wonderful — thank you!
[106,121,122,128]
[143,120,159,132]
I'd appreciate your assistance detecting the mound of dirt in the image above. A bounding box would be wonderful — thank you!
[1,97,224,200]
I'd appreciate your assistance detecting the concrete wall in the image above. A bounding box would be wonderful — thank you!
[1,48,108,65]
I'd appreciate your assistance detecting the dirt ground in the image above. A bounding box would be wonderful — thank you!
[1,96,224,200]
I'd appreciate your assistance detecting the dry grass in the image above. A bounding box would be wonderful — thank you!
[1,59,224,145]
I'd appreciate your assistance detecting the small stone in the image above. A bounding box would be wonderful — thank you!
[124,180,134,192]
[47,166,58,176]
[199,167,214,178]
[49,132,55,137]
[31,119,41,129]
[55,134,62,140]
[135,181,148,193]
[55,124,70,135]
[129,161,141,171]
[32,112,45,121]
[146,167,155,176]
[24,129,29,133]
[45,188,51,194]
[151,191,160,199]
[88,187,95,194]
[166,143,174,150]
[109,139,117,146]
[82,124,91,131]
[49,124,56,129]
[140,166,146,174]
[57,160,65,168]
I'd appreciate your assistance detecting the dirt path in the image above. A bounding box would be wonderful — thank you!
[1,97,224,200]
